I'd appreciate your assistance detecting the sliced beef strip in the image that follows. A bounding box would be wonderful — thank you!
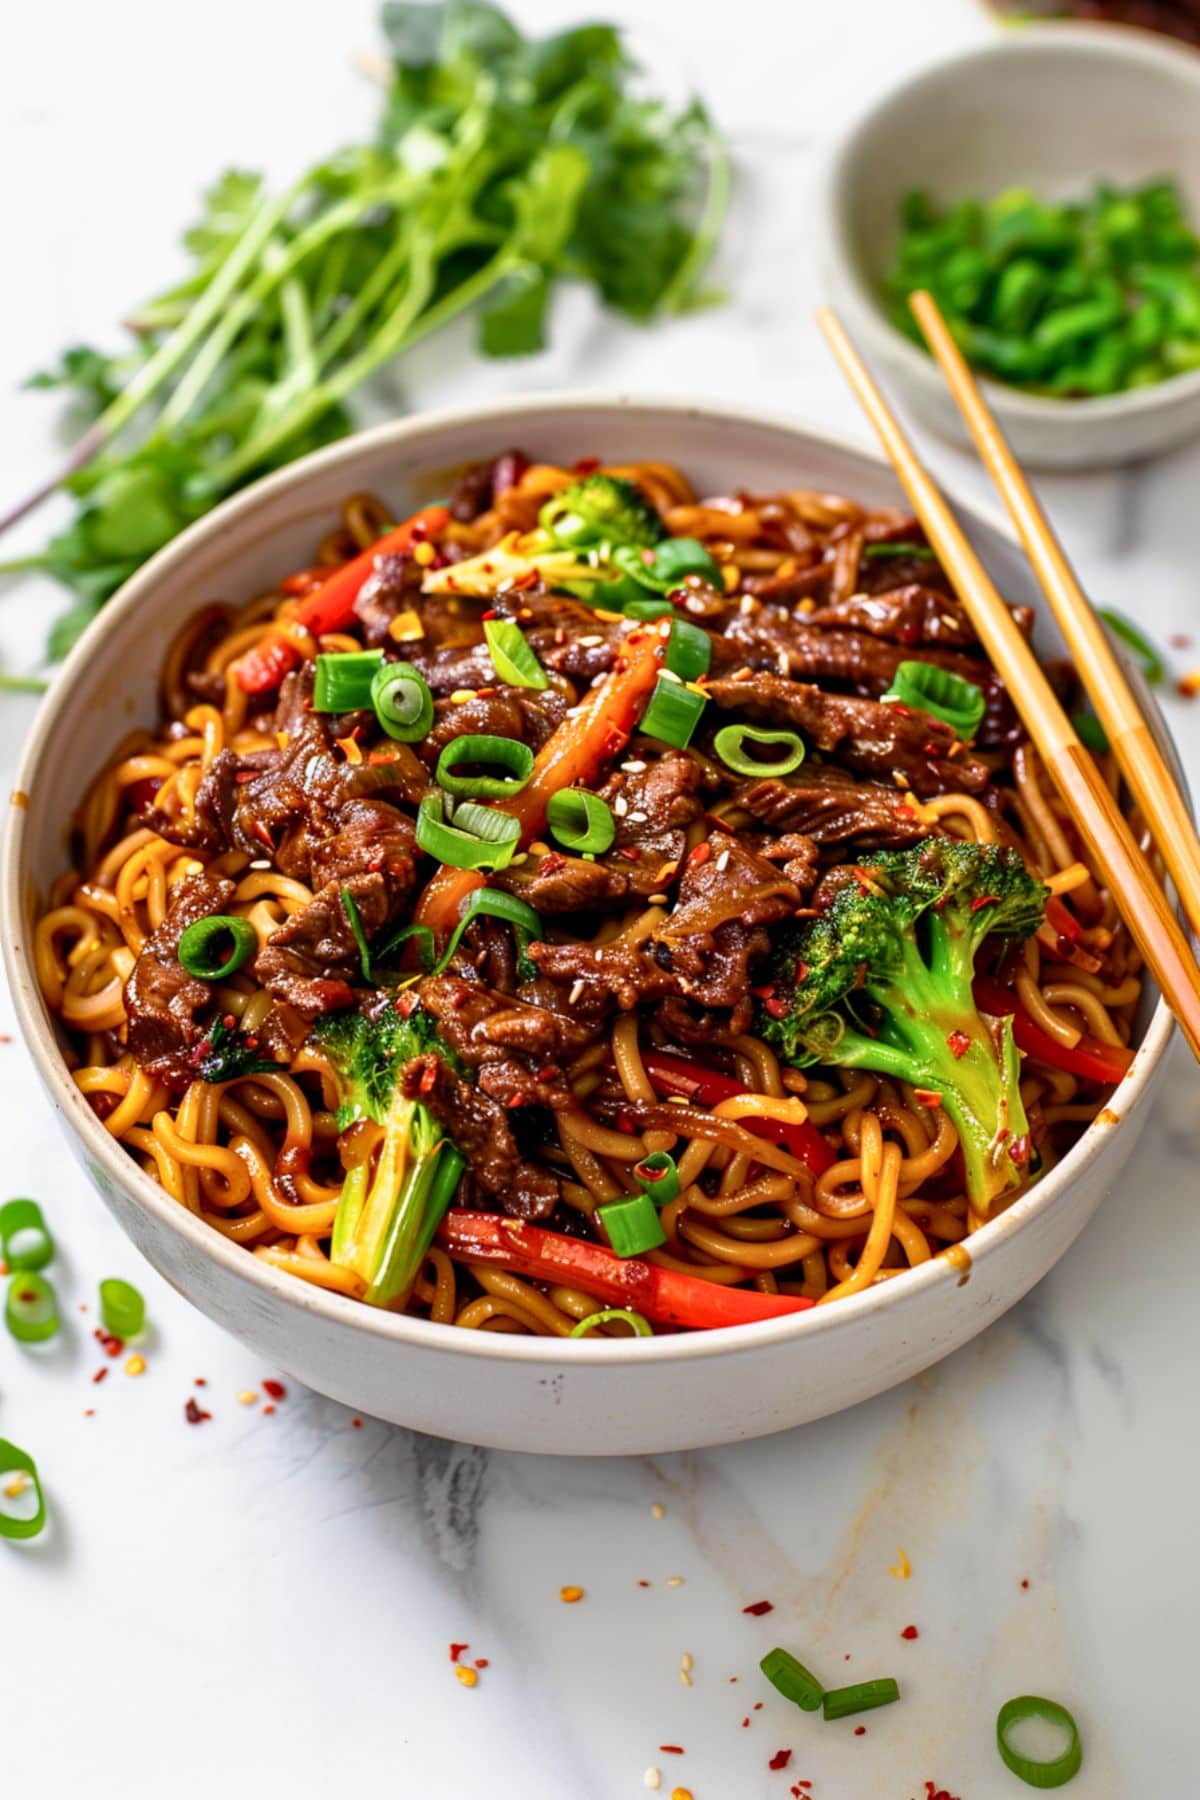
[417,974,599,1068]
[490,586,631,685]
[526,940,679,1012]
[492,851,633,913]
[409,642,498,696]
[403,1052,560,1221]
[802,584,977,648]
[352,552,425,647]
[744,831,822,891]
[705,673,989,798]
[447,450,529,523]
[143,747,239,853]
[253,872,388,1018]
[595,749,704,898]
[125,872,235,1087]
[422,688,566,765]
[308,798,418,898]
[647,837,802,1023]
[736,768,930,848]
[718,610,1016,746]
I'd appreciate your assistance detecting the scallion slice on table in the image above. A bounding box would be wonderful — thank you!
[371,661,434,742]
[640,675,707,748]
[484,619,548,690]
[0,1198,54,1271]
[597,1192,667,1258]
[415,792,521,872]
[760,1647,825,1712]
[821,1677,901,1721]
[546,788,616,856]
[714,723,806,778]
[885,660,986,739]
[569,1308,653,1338]
[99,1278,146,1341]
[312,649,383,712]
[435,734,535,801]
[5,1271,60,1343]
[996,1695,1082,1788]
[0,1440,47,1540]
[177,914,258,980]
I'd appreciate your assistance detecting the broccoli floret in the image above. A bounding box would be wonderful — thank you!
[538,473,665,550]
[758,839,1048,1214]
[312,1001,464,1308]
[420,531,622,600]
[194,1013,284,1083]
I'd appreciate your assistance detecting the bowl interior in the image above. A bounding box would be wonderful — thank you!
[831,28,1200,361]
[2,395,1178,1366]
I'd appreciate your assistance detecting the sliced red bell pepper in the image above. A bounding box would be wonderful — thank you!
[437,1212,813,1329]
[973,974,1134,1086]
[639,1049,836,1176]
[234,504,451,695]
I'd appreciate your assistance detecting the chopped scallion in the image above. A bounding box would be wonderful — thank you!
[546,788,616,856]
[665,617,712,682]
[821,1678,901,1722]
[0,1440,46,1539]
[177,914,258,981]
[885,660,986,739]
[99,1278,146,1341]
[996,1695,1082,1788]
[484,618,548,690]
[569,1308,653,1338]
[6,1270,60,1343]
[634,1151,680,1206]
[341,887,373,982]
[415,791,521,872]
[760,1647,825,1713]
[0,1199,53,1272]
[597,1192,666,1257]
[640,675,707,748]
[312,649,383,712]
[714,723,806,777]
[435,733,535,801]
[371,660,434,741]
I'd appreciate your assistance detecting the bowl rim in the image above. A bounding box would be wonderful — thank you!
[0,389,1176,1366]
[823,19,1200,424]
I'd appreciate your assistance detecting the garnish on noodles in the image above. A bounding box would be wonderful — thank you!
[34,458,1142,1334]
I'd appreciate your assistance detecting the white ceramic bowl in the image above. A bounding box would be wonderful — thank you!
[824,24,1200,468]
[1,395,1176,1453]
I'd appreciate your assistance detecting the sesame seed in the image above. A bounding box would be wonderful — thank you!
[568,980,585,1005]
[666,1575,685,1587]
[249,858,271,870]
[614,795,628,817]
[560,1585,585,1603]
[681,1652,693,1672]
[578,634,604,647]
[647,894,670,905]
[529,841,550,856]
[644,1770,662,1792]
[679,1670,693,1687]
[237,1389,258,1406]
[715,850,730,872]
[651,1501,665,1519]
[627,810,648,824]
[449,688,478,704]
[124,1354,146,1377]
[621,759,647,773]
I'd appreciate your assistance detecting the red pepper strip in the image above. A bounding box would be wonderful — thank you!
[414,618,671,937]
[973,974,1135,1085]
[234,504,451,695]
[639,1049,836,1176]
[1045,896,1080,942]
[437,1212,814,1328]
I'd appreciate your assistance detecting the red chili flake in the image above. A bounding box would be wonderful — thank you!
[795,1786,813,1794]
[1009,1133,1032,1167]
[764,995,790,1019]
[638,1579,651,1588]
[194,1377,208,1387]
[901,1624,919,1640]
[575,456,601,475]
[540,852,567,876]
[262,1379,286,1401]
[769,1749,793,1771]
[687,841,712,869]
[92,1367,109,1385]
[754,1701,764,1711]
[94,1326,124,1357]
[742,1717,751,1728]
[83,1408,95,1418]
[854,1725,866,1736]
[536,1065,558,1083]
[913,1089,942,1108]
[925,1785,961,1800]
[1020,1578,1030,1590]
[946,1030,971,1060]
[743,1600,774,1616]
[449,1642,469,1663]
[480,608,498,621]
[418,1060,439,1096]
[729,1676,739,1683]
[474,1657,489,1669]
[184,1396,211,1424]
[619,845,642,862]
[616,1109,637,1135]
[970,894,999,913]
[658,1745,685,1755]
[352,1417,363,1429]
[263,1405,276,1416]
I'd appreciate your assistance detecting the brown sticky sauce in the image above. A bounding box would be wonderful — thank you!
[1097,1107,1120,1126]
[939,1242,973,1287]
[9,790,28,809]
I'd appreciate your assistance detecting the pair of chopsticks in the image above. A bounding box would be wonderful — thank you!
[817,295,1200,1066]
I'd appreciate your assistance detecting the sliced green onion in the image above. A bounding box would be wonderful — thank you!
[312,649,383,712]
[0,1199,53,1272]
[177,914,258,981]
[996,1696,1082,1788]
[615,536,723,593]
[546,788,616,856]
[666,618,712,682]
[760,1647,825,1713]
[373,921,438,972]
[621,594,677,620]
[822,1678,901,1722]
[634,1151,680,1207]
[640,675,707,749]
[6,1271,60,1343]
[1071,711,1110,754]
[435,733,535,800]
[569,1308,653,1338]
[1098,609,1165,685]
[340,888,373,982]
[714,723,806,778]
[885,660,986,739]
[99,1277,146,1340]
[598,1192,667,1258]
[0,1440,46,1540]
[863,541,937,560]
[371,660,434,741]
[416,791,521,872]
[484,619,548,691]
[431,887,545,975]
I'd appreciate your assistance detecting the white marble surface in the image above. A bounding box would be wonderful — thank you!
[3,2,1199,1794]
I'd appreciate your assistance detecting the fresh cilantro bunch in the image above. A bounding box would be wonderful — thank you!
[6,1,727,661]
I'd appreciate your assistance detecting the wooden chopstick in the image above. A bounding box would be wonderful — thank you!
[816,303,1200,1066]
[909,286,1200,950]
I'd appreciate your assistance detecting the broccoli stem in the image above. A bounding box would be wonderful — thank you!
[331,1095,464,1308]
[837,936,1031,1214]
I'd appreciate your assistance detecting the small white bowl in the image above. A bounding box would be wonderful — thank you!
[0,395,1177,1453]
[824,24,1200,468]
